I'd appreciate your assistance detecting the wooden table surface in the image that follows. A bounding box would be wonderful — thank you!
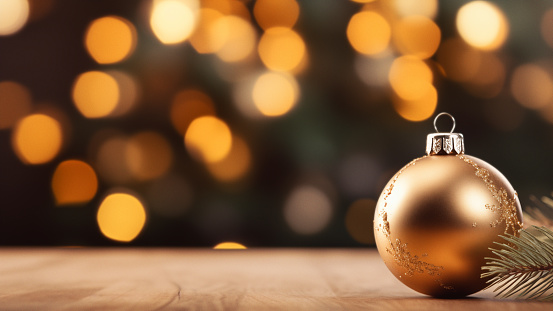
[0,248,549,310]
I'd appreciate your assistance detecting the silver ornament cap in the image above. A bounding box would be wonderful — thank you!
[426,112,465,156]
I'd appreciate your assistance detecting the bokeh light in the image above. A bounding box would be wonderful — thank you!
[97,192,146,242]
[85,16,137,64]
[347,11,391,56]
[214,16,256,62]
[388,56,433,100]
[392,84,437,122]
[12,114,62,165]
[456,1,508,51]
[33,104,71,145]
[258,27,306,72]
[226,0,250,21]
[72,71,119,118]
[284,185,333,235]
[94,135,133,184]
[213,242,247,249]
[126,131,173,181]
[392,0,438,19]
[393,16,440,59]
[252,71,299,117]
[106,70,139,117]
[200,0,250,20]
[0,81,32,129]
[207,134,251,182]
[355,53,394,87]
[345,199,376,245]
[170,89,216,135]
[51,160,98,205]
[0,0,29,36]
[150,0,199,44]
[463,52,505,98]
[437,38,481,82]
[253,0,299,30]
[234,71,301,119]
[541,9,553,51]
[189,8,226,54]
[337,153,381,198]
[184,116,233,163]
[1,0,552,249]
[233,75,262,118]
[510,63,553,110]
[537,102,553,125]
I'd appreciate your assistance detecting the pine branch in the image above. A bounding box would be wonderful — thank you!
[482,226,553,300]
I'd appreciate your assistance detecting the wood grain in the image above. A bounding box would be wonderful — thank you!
[0,248,548,310]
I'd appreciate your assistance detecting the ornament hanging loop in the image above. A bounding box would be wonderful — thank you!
[426,112,464,155]
[434,112,456,133]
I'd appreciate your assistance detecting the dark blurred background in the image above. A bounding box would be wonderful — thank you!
[1,0,552,247]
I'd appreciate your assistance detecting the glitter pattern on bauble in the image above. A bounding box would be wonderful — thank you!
[373,113,523,298]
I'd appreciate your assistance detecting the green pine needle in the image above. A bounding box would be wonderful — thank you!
[482,226,553,300]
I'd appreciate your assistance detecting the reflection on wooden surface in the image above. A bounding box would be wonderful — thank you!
[0,248,548,310]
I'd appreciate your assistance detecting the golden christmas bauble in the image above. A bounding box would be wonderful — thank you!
[374,113,523,298]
